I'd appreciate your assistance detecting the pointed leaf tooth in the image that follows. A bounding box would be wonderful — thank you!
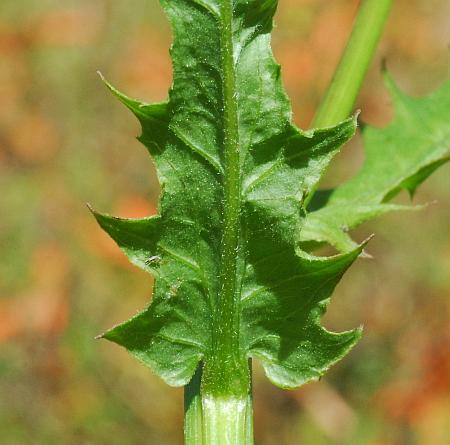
[243,242,367,389]
[300,77,450,251]
[89,205,161,273]
[93,0,403,391]
[260,326,363,389]
[98,72,169,151]
[97,71,151,120]
[101,308,204,387]
[397,156,450,199]
[298,115,358,195]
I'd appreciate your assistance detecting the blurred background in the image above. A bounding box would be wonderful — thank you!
[0,0,449,444]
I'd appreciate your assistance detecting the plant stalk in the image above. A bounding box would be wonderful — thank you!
[312,0,393,128]
[184,364,253,445]
[184,366,204,445]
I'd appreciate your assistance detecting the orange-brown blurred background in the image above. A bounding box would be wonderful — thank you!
[1,1,449,444]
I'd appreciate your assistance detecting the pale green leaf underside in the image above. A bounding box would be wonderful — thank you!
[92,0,448,391]
[92,0,364,391]
[301,76,450,251]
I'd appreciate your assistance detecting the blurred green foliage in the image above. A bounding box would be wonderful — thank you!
[0,0,449,444]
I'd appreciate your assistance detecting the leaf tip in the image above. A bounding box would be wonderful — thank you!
[86,203,104,223]
[97,70,115,93]
[96,324,120,343]
[351,109,361,129]
[361,234,374,247]
[97,71,122,99]
[359,234,373,252]
[97,72,144,116]
[86,202,95,213]
[348,325,364,346]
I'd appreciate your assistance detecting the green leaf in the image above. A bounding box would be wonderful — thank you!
[92,0,363,394]
[89,206,161,274]
[241,243,365,389]
[301,75,450,251]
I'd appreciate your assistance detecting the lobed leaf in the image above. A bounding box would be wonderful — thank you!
[301,76,450,251]
[92,1,448,392]
[92,0,363,391]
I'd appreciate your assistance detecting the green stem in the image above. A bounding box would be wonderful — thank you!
[184,366,204,445]
[184,364,254,445]
[313,0,393,128]
[201,395,251,444]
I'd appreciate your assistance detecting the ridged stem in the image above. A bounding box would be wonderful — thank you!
[184,366,204,445]
[184,364,253,445]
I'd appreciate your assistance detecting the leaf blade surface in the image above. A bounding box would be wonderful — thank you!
[301,77,450,251]
[93,0,377,391]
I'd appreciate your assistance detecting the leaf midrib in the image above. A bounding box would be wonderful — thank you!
[205,0,247,396]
